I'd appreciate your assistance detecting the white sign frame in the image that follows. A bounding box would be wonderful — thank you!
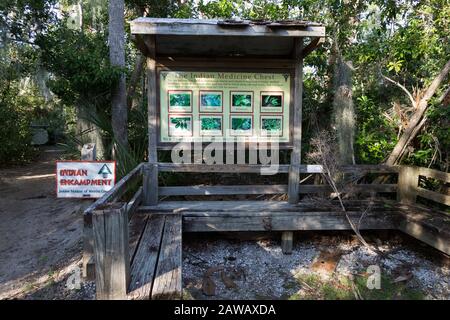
[56,161,116,198]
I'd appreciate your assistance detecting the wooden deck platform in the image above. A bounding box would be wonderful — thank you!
[135,200,449,255]
[119,199,449,300]
[128,213,182,300]
[85,164,450,299]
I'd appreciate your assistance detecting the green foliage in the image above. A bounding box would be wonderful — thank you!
[1,0,449,172]
[0,87,38,165]
[36,23,122,107]
[290,273,424,300]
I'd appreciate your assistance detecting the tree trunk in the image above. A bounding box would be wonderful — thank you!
[385,59,450,165]
[108,0,128,150]
[127,53,145,109]
[76,106,106,159]
[332,56,356,165]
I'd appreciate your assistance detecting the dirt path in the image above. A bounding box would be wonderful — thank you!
[0,147,92,299]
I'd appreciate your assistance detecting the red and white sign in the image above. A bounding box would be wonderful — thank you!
[56,161,116,198]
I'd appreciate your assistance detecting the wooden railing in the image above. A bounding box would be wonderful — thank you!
[158,163,399,197]
[82,163,144,279]
[84,162,449,298]
[397,166,450,207]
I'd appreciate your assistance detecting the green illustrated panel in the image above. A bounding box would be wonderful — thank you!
[159,71,291,143]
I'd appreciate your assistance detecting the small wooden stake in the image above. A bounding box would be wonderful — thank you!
[281,231,293,254]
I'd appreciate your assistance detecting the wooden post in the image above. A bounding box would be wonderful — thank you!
[81,143,96,280]
[288,38,304,204]
[82,214,95,280]
[93,203,130,300]
[281,231,293,254]
[143,35,159,205]
[397,166,419,205]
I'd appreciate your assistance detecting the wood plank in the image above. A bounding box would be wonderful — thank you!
[84,163,143,215]
[417,167,450,183]
[156,162,399,174]
[138,200,395,214]
[288,38,304,204]
[141,201,298,213]
[157,163,290,173]
[158,184,397,196]
[281,231,293,254]
[159,185,288,196]
[82,213,95,280]
[182,211,398,232]
[143,37,159,206]
[83,163,143,279]
[130,18,325,38]
[151,214,182,300]
[128,214,165,300]
[93,203,130,300]
[397,204,450,255]
[126,187,143,219]
[301,37,325,58]
[92,207,106,298]
[128,213,149,264]
[155,35,295,57]
[416,187,450,206]
[157,57,296,69]
[397,166,419,204]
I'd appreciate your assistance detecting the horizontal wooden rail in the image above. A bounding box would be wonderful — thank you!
[397,166,449,207]
[417,167,450,183]
[416,187,450,206]
[126,187,143,219]
[84,162,144,216]
[159,183,397,196]
[156,163,399,174]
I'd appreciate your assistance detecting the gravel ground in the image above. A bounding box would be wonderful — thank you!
[10,231,449,300]
[182,232,449,300]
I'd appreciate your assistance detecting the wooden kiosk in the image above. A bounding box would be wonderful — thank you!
[83,18,450,300]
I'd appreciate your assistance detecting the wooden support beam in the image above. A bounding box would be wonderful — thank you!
[288,38,304,204]
[397,166,419,205]
[143,163,158,205]
[301,37,325,58]
[281,231,293,254]
[93,203,130,300]
[144,35,159,206]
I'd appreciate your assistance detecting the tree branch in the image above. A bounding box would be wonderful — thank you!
[385,59,450,165]
[381,74,416,107]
